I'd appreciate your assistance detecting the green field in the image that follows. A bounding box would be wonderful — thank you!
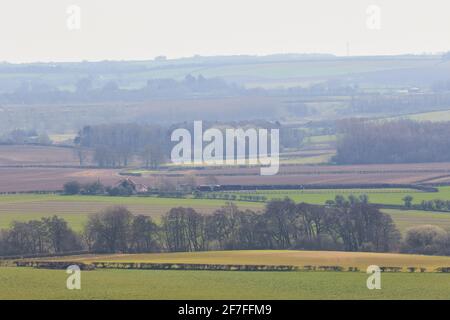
[280,153,334,165]
[392,109,450,122]
[304,134,337,146]
[1,267,449,299]
[228,187,450,206]
[0,194,262,231]
[0,212,89,232]
[382,209,450,233]
[1,189,450,233]
[48,133,77,143]
[4,250,450,299]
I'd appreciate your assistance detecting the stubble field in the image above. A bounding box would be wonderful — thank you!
[44,250,450,271]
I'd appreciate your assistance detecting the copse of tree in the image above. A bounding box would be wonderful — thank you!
[264,199,338,250]
[63,180,105,195]
[162,207,208,252]
[83,206,159,253]
[0,216,82,256]
[161,196,401,253]
[394,198,450,212]
[77,123,168,168]
[263,198,298,249]
[43,216,81,253]
[334,119,450,164]
[417,199,450,212]
[84,206,133,252]
[205,203,268,250]
[403,195,414,208]
[129,215,161,253]
[75,120,311,169]
[325,195,401,252]
[63,181,81,195]
[402,225,450,256]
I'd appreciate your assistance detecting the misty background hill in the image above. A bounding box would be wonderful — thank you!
[1,53,450,134]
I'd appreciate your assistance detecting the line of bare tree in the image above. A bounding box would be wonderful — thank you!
[76,123,168,168]
[75,121,306,168]
[1,196,417,257]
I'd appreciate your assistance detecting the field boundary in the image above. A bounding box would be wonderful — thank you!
[13,260,450,273]
[197,184,438,192]
[0,251,90,260]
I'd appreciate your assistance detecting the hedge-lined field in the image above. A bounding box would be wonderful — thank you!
[223,186,450,206]
[1,267,449,299]
[38,250,450,271]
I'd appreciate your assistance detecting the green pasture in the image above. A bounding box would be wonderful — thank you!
[280,153,334,165]
[1,189,450,233]
[391,109,450,122]
[0,213,89,232]
[0,194,263,231]
[227,187,450,206]
[0,194,262,207]
[304,134,337,145]
[382,209,450,233]
[0,267,448,299]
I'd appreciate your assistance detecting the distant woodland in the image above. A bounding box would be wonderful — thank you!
[335,119,450,164]
[75,121,304,167]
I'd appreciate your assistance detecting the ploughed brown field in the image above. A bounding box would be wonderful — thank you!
[2,145,450,192]
[160,162,450,186]
[194,162,450,175]
[0,167,122,192]
[0,145,93,166]
[1,165,450,193]
[0,198,252,217]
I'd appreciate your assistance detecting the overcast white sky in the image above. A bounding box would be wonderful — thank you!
[1,0,449,63]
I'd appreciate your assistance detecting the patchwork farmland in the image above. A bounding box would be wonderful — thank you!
[3,12,450,304]
[2,59,450,301]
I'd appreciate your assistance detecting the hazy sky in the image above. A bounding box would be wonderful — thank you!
[1,0,449,63]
